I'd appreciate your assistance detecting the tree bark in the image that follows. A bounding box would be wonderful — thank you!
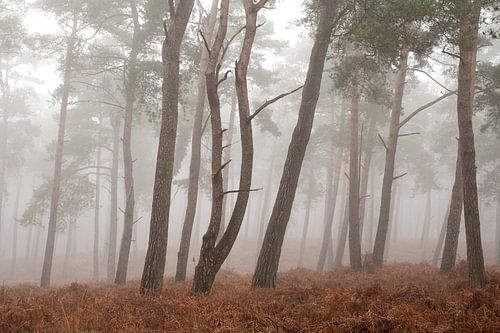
[456,1,485,287]
[432,203,450,266]
[140,0,195,294]
[175,0,219,283]
[441,146,463,273]
[107,115,120,281]
[115,0,140,286]
[40,12,78,288]
[372,49,408,267]
[252,0,337,288]
[348,72,362,270]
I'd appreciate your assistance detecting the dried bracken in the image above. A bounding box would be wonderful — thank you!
[0,264,498,332]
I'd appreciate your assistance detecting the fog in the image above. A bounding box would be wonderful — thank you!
[0,0,498,290]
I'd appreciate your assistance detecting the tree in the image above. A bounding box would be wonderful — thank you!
[252,0,338,288]
[140,0,195,295]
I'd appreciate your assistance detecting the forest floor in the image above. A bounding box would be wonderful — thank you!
[0,263,499,332]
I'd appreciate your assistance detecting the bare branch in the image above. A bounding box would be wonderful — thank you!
[249,85,304,121]
[407,68,454,93]
[199,29,211,55]
[399,90,457,129]
[223,188,263,196]
[442,45,462,62]
[217,70,232,87]
[378,133,388,151]
[393,173,407,181]
[399,132,421,137]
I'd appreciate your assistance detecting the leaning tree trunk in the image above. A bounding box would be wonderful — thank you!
[107,115,120,281]
[93,136,102,280]
[175,0,219,283]
[317,149,342,271]
[140,0,195,294]
[372,49,408,267]
[252,0,338,288]
[456,1,485,287]
[348,72,362,270]
[333,195,349,268]
[441,146,463,273]
[40,13,77,288]
[191,0,257,294]
[115,1,140,286]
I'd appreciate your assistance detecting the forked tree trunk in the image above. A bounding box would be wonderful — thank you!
[441,147,463,273]
[175,0,219,283]
[115,1,140,286]
[107,115,120,281]
[40,12,78,288]
[317,149,342,271]
[140,0,195,294]
[252,0,338,288]
[298,169,314,267]
[456,1,486,287]
[372,49,408,267]
[348,73,362,270]
[191,0,257,294]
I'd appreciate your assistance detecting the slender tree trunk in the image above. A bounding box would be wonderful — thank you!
[115,1,142,286]
[140,0,195,294]
[40,13,77,288]
[496,188,500,265]
[420,190,432,260]
[252,0,338,288]
[0,68,9,255]
[10,175,21,275]
[93,137,101,280]
[175,0,219,283]
[348,73,362,270]
[359,110,376,246]
[191,0,256,294]
[25,225,32,263]
[367,166,375,250]
[384,184,400,262]
[107,115,120,281]
[432,203,450,266]
[333,193,349,268]
[218,92,238,242]
[62,223,73,279]
[456,1,486,287]
[317,149,342,271]
[372,49,408,267]
[441,147,463,273]
[298,169,314,267]
[256,145,276,253]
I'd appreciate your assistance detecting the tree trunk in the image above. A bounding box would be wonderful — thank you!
[456,1,486,287]
[420,190,432,260]
[432,203,450,266]
[93,137,101,280]
[218,92,238,242]
[175,0,219,283]
[372,49,408,267]
[115,1,141,286]
[256,144,276,254]
[441,146,463,273]
[496,188,500,265]
[252,0,338,288]
[40,13,78,288]
[10,175,21,275]
[384,183,400,261]
[298,169,314,267]
[140,0,195,294]
[107,115,120,281]
[348,72,362,270]
[317,149,342,271]
[333,193,349,268]
[191,0,256,294]
[359,109,377,247]
[62,223,73,279]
